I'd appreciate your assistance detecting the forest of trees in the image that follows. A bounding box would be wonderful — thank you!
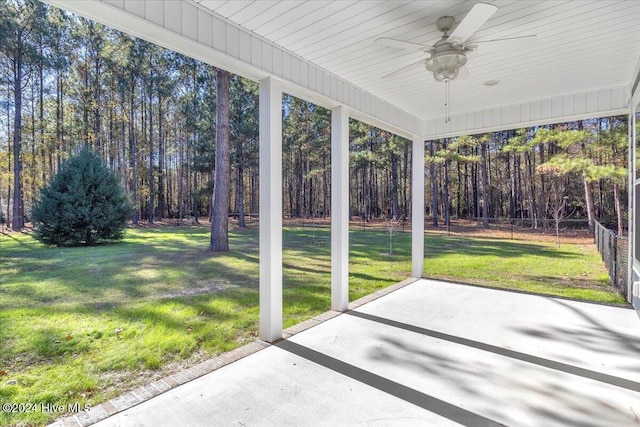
[426,119,630,235]
[0,0,632,237]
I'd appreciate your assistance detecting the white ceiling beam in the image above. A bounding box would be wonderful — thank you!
[424,85,630,140]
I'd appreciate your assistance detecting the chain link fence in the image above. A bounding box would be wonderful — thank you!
[594,220,628,298]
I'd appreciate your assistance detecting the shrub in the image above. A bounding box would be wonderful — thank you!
[32,149,132,246]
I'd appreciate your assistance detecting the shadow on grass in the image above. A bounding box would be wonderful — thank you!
[523,274,611,289]
[113,301,239,331]
[349,231,411,262]
[1,228,262,308]
[283,262,330,276]
[423,235,580,260]
[2,232,45,250]
[350,271,395,283]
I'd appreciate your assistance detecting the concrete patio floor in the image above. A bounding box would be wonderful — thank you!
[66,279,640,426]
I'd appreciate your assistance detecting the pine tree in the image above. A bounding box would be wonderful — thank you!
[32,148,131,246]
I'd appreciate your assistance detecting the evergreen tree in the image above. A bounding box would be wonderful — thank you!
[32,148,131,246]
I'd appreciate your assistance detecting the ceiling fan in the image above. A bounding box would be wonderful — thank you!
[375,3,536,121]
[376,3,536,82]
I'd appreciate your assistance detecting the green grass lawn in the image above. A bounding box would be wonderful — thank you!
[0,224,622,426]
[422,234,619,302]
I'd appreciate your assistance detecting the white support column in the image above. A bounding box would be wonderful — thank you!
[331,106,349,311]
[629,108,637,303]
[412,136,425,278]
[259,77,283,342]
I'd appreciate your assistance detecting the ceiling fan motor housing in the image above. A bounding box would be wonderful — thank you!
[435,16,456,34]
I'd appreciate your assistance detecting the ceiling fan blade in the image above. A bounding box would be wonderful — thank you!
[382,59,426,79]
[375,37,430,52]
[448,3,497,45]
[468,35,537,52]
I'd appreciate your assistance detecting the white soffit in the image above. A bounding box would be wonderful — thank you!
[202,0,640,137]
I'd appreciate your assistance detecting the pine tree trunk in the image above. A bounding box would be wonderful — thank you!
[456,162,462,218]
[614,182,623,236]
[583,178,595,234]
[481,140,489,229]
[295,147,302,217]
[507,152,515,220]
[193,171,199,223]
[443,160,450,228]
[148,71,154,224]
[464,162,471,219]
[429,141,438,227]
[5,82,10,227]
[516,155,524,220]
[525,151,537,228]
[93,52,102,150]
[402,142,409,218]
[236,154,245,227]
[390,150,399,219]
[210,69,231,251]
[235,94,246,226]
[323,156,329,217]
[538,143,548,229]
[39,61,46,184]
[472,156,479,221]
[129,84,139,225]
[157,98,165,219]
[11,51,24,231]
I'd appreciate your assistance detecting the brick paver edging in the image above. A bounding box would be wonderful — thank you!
[48,277,420,427]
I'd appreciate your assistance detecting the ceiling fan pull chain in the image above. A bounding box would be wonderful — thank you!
[445,79,451,123]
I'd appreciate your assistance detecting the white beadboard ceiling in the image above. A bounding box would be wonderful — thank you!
[195,0,640,121]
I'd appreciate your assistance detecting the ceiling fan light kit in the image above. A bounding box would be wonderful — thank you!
[425,47,467,82]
